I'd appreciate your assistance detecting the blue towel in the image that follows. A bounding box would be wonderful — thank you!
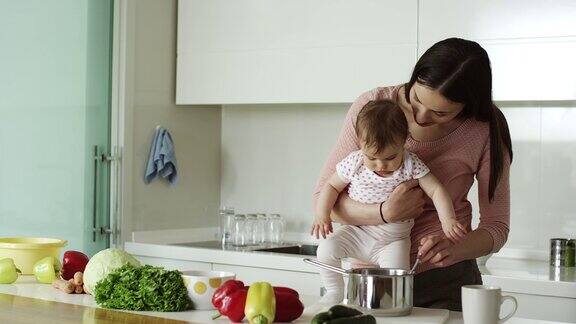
[144,126,178,185]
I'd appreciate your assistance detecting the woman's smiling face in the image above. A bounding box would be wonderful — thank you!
[408,82,464,127]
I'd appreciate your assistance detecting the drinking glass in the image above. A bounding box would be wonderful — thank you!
[255,214,268,245]
[245,214,258,245]
[219,207,235,246]
[232,214,246,246]
[269,214,284,244]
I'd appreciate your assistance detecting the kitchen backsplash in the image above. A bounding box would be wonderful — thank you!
[221,102,576,254]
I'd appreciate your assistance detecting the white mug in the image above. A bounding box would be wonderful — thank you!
[462,285,518,324]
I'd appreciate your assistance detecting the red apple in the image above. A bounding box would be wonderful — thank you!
[60,251,89,280]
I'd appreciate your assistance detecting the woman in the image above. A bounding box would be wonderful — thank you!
[313,38,513,311]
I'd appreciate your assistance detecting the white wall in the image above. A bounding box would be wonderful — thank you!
[471,103,576,253]
[221,102,576,254]
[221,104,348,232]
[123,0,221,233]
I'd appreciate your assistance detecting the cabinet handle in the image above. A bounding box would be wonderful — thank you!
[92,145,99,242]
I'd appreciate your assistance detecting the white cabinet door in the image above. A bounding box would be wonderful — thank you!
[177,0,417,104]
[418,0,576,49]
[418,0,576,100]
[135,256,212,271]
[212,263,322,296]
[498,291,576,323]
[483,40,576,101]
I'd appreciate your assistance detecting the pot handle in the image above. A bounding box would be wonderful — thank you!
[303,258,349,275]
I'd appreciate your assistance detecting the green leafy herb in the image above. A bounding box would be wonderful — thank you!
[94,264,191,312]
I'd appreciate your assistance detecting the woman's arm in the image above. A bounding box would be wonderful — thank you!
[330,193,381,225]
[475,139,511,253]
[331,179,426,225]
[418,138,511,266]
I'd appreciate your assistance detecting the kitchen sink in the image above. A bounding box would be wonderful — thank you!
[254,244,318,256]
[171,241,318,256]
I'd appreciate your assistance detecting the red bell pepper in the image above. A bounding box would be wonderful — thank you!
[273,286,304,322]
[273,286,299,298]
[211,280,304,323]
[220,287,249,322]
[212,280,245,309]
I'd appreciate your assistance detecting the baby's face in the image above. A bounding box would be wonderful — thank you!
[360,142,405,176]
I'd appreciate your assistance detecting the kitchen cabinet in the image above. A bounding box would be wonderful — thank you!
[212,263,322,296]
[482,274,576,323]
[176,0,417,104]
[496,292,576,323]
[134,256,212,271]
[418,0,576,45]
[418,0,576,101]
[177,0,576,104]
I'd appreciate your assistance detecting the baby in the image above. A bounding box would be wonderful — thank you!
[311,99,467,304]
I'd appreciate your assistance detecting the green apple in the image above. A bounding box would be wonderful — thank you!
[0,258,21,284]
[33,256,61,284]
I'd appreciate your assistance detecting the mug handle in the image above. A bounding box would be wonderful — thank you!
[498,295,518,323]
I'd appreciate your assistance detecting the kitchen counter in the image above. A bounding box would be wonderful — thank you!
[0,276,568,324]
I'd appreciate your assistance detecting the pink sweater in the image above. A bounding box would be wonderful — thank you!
[313,85,510,273]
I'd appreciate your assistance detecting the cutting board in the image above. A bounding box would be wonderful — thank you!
[299,305,449,324]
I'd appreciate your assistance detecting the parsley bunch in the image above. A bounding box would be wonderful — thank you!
[94,264,191,311]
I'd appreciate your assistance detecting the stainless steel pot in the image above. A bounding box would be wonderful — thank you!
[304,258,416,316]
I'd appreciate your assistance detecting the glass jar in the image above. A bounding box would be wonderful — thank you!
[269,214,284,244]
[245,214,258,245]
[256,214,268,245]
[219,207,235,246]
[232,214,246,246]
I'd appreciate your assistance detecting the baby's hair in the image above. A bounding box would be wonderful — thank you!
[355,100,408,153]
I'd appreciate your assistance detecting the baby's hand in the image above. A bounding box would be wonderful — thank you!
[441,219,467,243]
[310,216,333,239]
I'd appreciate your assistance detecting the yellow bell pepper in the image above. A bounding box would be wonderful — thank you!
[244,282,276,324]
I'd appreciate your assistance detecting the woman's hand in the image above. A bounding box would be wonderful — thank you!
[382,180,426,223]
[418,234,462,267]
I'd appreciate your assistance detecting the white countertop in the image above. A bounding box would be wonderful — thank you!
[0,276,568,324]
[479,258,575,299]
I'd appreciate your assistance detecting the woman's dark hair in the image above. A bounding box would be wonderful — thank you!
[355,100,408,153]
[404,38,513,201]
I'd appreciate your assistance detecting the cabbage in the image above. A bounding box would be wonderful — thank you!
[83,248,141,295]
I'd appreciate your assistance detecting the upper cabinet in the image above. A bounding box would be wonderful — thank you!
[177,0,576,104]
[176,0,417,104]
[419,0,576,101]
